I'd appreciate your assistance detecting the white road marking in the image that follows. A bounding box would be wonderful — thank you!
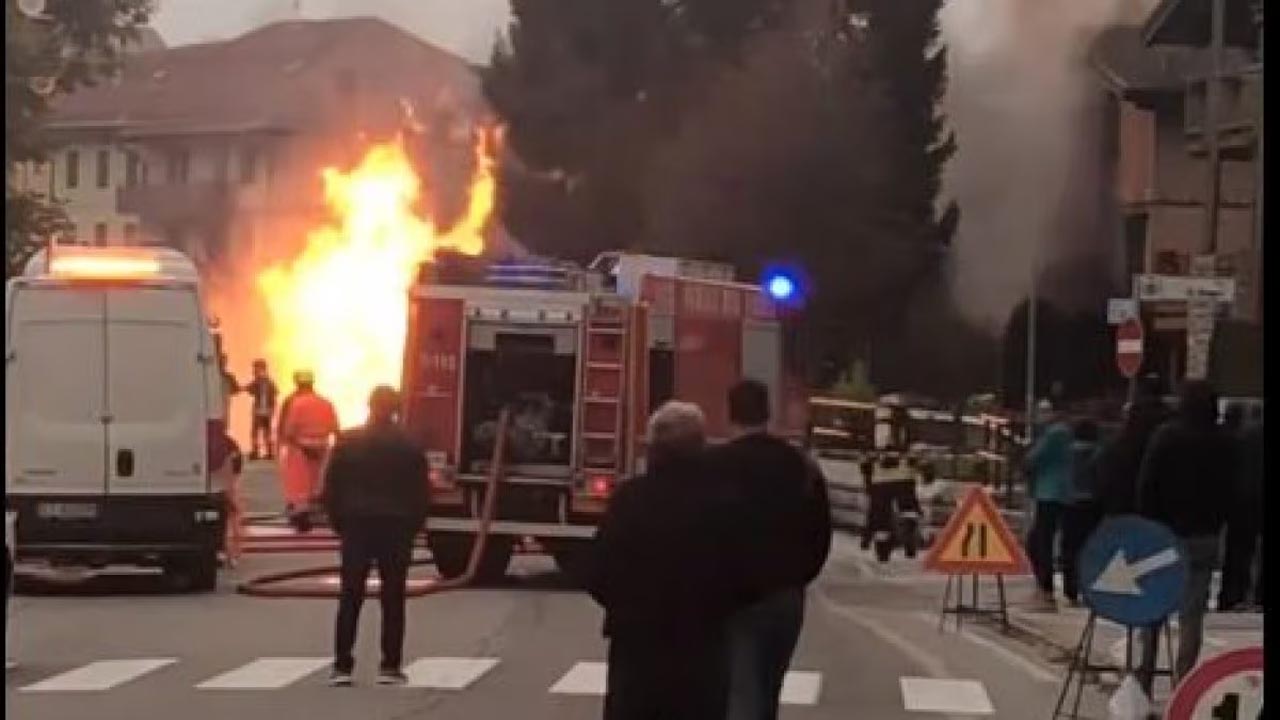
[900,677,996,715]
[910,611,1058,684]
[197,657,329,690]
[22,658,176,692]
[548,660,822,705]
[403,657,499,689]
[780,671,823,705]
[550,661,606,695]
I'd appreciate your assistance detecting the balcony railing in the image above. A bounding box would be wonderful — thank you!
[1184,68,1261,158]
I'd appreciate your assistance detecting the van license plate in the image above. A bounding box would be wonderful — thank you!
[37,503,98,520]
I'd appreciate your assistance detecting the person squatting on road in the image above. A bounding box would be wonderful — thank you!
[715,380,832,720]
[245,359,280,461]
[1134,381,1236,696]
[1059,418,1103,607]
[278,370,339,530]
[322,386,428,687]
[586,401,752,720]
[1217,405,1263,612]
[1022,407,1073,612]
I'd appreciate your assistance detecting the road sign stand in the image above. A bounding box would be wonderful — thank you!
[937,572,1010,633]
[1050,613,1176,719]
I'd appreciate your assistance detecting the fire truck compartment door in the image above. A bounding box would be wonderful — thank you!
[741,321,782,419]
[468,323,578,355]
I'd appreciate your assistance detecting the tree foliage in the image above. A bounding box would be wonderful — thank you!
[486,0,992,397]
[5,0,154,276]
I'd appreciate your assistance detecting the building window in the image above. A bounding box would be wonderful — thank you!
[167,149,190,184]
[94,222,108,246]
[215,147,230,184]
[125,151,142,187]
[65,150,80,189]
[124,222,138,243]
[96,149,111,189]
[240,147,258,184]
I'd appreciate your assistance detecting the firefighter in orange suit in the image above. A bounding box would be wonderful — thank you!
[278,370,340,530]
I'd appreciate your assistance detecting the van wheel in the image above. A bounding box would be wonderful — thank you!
[190,551,218,592]
[162,551,218,593]
[428,532,512,583]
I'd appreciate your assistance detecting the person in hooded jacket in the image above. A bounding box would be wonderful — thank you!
[1095,376,1170,517]
[585,401,749,720]
[1023,408,1073,611]
[1217,406,1263,612]
[1060,418,1103,606]
[1135,381,1236,696]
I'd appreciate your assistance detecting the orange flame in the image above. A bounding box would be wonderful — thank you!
[256,128,498,427]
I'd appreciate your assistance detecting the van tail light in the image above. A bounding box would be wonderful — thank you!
[428,467,455,491]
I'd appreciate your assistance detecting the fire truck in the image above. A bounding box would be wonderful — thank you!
[402,251,798,581]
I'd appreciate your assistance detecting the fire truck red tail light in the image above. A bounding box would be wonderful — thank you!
[588,474,614,497]
[428,467,453,490]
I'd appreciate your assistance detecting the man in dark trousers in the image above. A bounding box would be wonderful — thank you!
[244,359,279,460]
[1135,381,1236,696]
[322,386,428,687]
[586,400,750,720]
[1218,406,1263,611]
[714,380,832,720]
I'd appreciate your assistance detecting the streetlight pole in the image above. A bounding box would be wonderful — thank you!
[1024,242,1038,444]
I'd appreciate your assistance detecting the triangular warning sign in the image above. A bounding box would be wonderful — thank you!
[923,486,1031,575]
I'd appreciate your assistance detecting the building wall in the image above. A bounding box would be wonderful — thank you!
[1113,90,1260,325]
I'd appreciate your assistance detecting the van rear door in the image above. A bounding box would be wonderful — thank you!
[104,286,209,495]
[5,284,109,496]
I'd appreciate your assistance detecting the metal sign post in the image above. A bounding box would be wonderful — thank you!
[1051,516,1189,720]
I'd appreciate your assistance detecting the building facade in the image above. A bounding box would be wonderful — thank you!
[13,18,491,269]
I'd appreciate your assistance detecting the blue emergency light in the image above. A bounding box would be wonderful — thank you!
[761,266,804,306]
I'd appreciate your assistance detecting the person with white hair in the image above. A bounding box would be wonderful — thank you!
[586,400,750,720]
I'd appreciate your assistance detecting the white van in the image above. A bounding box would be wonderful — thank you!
[5,247,227,590]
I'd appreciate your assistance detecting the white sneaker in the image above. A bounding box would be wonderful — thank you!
[328,670,353,687]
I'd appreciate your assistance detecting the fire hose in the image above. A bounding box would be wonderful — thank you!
[235,408,511,599]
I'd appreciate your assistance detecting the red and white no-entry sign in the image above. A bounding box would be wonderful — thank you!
[1116,317,1144,379]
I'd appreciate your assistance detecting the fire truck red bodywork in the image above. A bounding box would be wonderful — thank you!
[400,257,796,578]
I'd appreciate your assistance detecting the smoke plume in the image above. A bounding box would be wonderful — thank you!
[940,0,1157,328]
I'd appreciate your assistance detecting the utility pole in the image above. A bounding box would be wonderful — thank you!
[1186,0,1227,381]
[1024,242,1038,444]
[1254,3,1264,324]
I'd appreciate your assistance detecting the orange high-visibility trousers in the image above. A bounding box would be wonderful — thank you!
[278,391,339,509]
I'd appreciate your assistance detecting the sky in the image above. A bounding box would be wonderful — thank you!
[150,0,512,62]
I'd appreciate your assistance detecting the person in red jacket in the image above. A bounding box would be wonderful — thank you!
[277,370,340,530]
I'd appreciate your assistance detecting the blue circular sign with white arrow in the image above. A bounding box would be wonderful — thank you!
[1079,515,1189,627]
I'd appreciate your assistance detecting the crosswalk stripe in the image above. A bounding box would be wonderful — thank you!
[404,657,499,689]
[549,661,606,695]
[780,671,823,705]
[549,661,822,705]
[197,657,329,690]
[899,677,994,715]
[21,658,176,692]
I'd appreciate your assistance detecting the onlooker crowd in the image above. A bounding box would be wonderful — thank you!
[1023,376,1263,704]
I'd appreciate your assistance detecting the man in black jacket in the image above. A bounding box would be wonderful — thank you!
[714,380,832,720]
[1218,407,1263,611]
[1135,380,1236,695]
[1096,375,1170,517]
[586,401,747,720]
[322,385,428,687]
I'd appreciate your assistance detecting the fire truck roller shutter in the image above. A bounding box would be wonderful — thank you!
[741,320,783,423]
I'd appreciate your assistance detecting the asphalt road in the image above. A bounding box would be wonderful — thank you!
[6,464,1112,720]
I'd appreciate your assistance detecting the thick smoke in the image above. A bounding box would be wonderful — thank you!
[940,0,1157,329]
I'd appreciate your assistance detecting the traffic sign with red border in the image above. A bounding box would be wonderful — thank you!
[923,486,1030,575]
[1116,317,1144,379]
[1165,646,1263,720]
